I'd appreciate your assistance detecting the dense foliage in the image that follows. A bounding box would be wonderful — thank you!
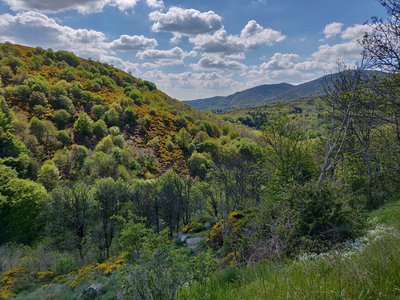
[1,1,400,297]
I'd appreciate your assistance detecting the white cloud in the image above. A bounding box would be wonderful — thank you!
[142,69,243,99]
[311,42,361,63]
[4,0,138,14]
[189,30,245,54]
[324,22,343,39]
[0,11,107,56]
[189,20,285,54]
[146,0,164,9]
[108,34,157,51]
[260,53,299,70]
[149,7,223,36]
[191,54,247,71]
[136,46,196,65]
[240,20,285,48]
[341,24,372,40]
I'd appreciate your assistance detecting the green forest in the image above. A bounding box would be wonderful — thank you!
[1,1,400,299]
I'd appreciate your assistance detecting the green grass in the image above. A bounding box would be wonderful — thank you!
[178,200,400,300]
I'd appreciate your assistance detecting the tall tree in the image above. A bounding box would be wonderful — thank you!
[92,177,131,258]
[46,183,95,260]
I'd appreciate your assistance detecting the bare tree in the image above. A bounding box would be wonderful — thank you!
[316,64,366,189]
[362,0,400,72]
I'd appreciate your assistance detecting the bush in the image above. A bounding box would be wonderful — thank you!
[51,95,74,113]
[73,113,93,135]
[57,130,71,146]
[91,104,105,121]
[52,109,71,129]
[51,255,77,275]
[29,91,47,106]
[105,107,120,127]
[128,88,142,103]
[92,119,108,139]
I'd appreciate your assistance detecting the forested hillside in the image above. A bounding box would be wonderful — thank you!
[1,0,400,299]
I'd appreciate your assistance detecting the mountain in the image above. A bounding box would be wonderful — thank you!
[185,72,383,111]
[0,43,245,180]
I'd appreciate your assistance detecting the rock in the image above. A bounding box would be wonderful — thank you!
[186,236,204,251]
[178,233,188,243]
[79,283,102,299]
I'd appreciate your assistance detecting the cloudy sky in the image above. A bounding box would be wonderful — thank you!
[0,0,385,100]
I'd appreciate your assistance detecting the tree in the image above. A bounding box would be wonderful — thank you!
[362,0,400,72]
[91,104,105,121]
[92,178,131,258]
[316,65,366,189]
[93,119,108,139]
[159,172,195,236]
[46,183,95,260]
[105,107,120,127]
[53,109,71,129]
[0,176,47,244]
[29,117,46,143]
[38,160,61,191]
[73,113,93,136]
[131,179,162,233]
[262,112,315,187]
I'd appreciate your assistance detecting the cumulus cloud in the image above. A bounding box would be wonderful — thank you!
[341,24,372,40]
[146,0,164,9]
[149,7,223,37]
[142,69,243,99]
[108,34,157,51]
[260,53,299,71]
[189,20,285,54]
[189,30,245,54]
[191,54,247,71]
[240,20,286,48]
[311,42,362,63]
[4,0,139,14]
[324,22,343,39]
[136,46,197,65]
[0,11,107,56]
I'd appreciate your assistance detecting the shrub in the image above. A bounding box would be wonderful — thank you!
[55,50,80,67]
[73,113,93,135]
[52,109,71,129]
[123,106,137,125]
[128,88,143,104]
[51,95,74,113]
[91,104,105,121]
[51,255,77,275]
[109,126,121,136]
[29,91,47,106]
[92,119,108,139]
[149,108,157,116]
[187,152,211,179]
[105,107,120,127]
[57,130,71,146]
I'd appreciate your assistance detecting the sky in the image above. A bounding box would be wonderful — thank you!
[0,0,386,100]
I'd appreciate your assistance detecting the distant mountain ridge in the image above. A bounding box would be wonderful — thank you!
[185,71,384,111]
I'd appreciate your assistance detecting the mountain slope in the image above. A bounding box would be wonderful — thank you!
[0,43,246,181]
[185,72,383,111]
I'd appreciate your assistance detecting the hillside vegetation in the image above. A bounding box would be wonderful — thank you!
[186,71,385,112]
[1,1,400,298]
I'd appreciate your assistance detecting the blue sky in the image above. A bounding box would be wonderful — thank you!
[0,0,386,99]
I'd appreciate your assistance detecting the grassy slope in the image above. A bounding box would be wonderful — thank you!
[178,200,400,300]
